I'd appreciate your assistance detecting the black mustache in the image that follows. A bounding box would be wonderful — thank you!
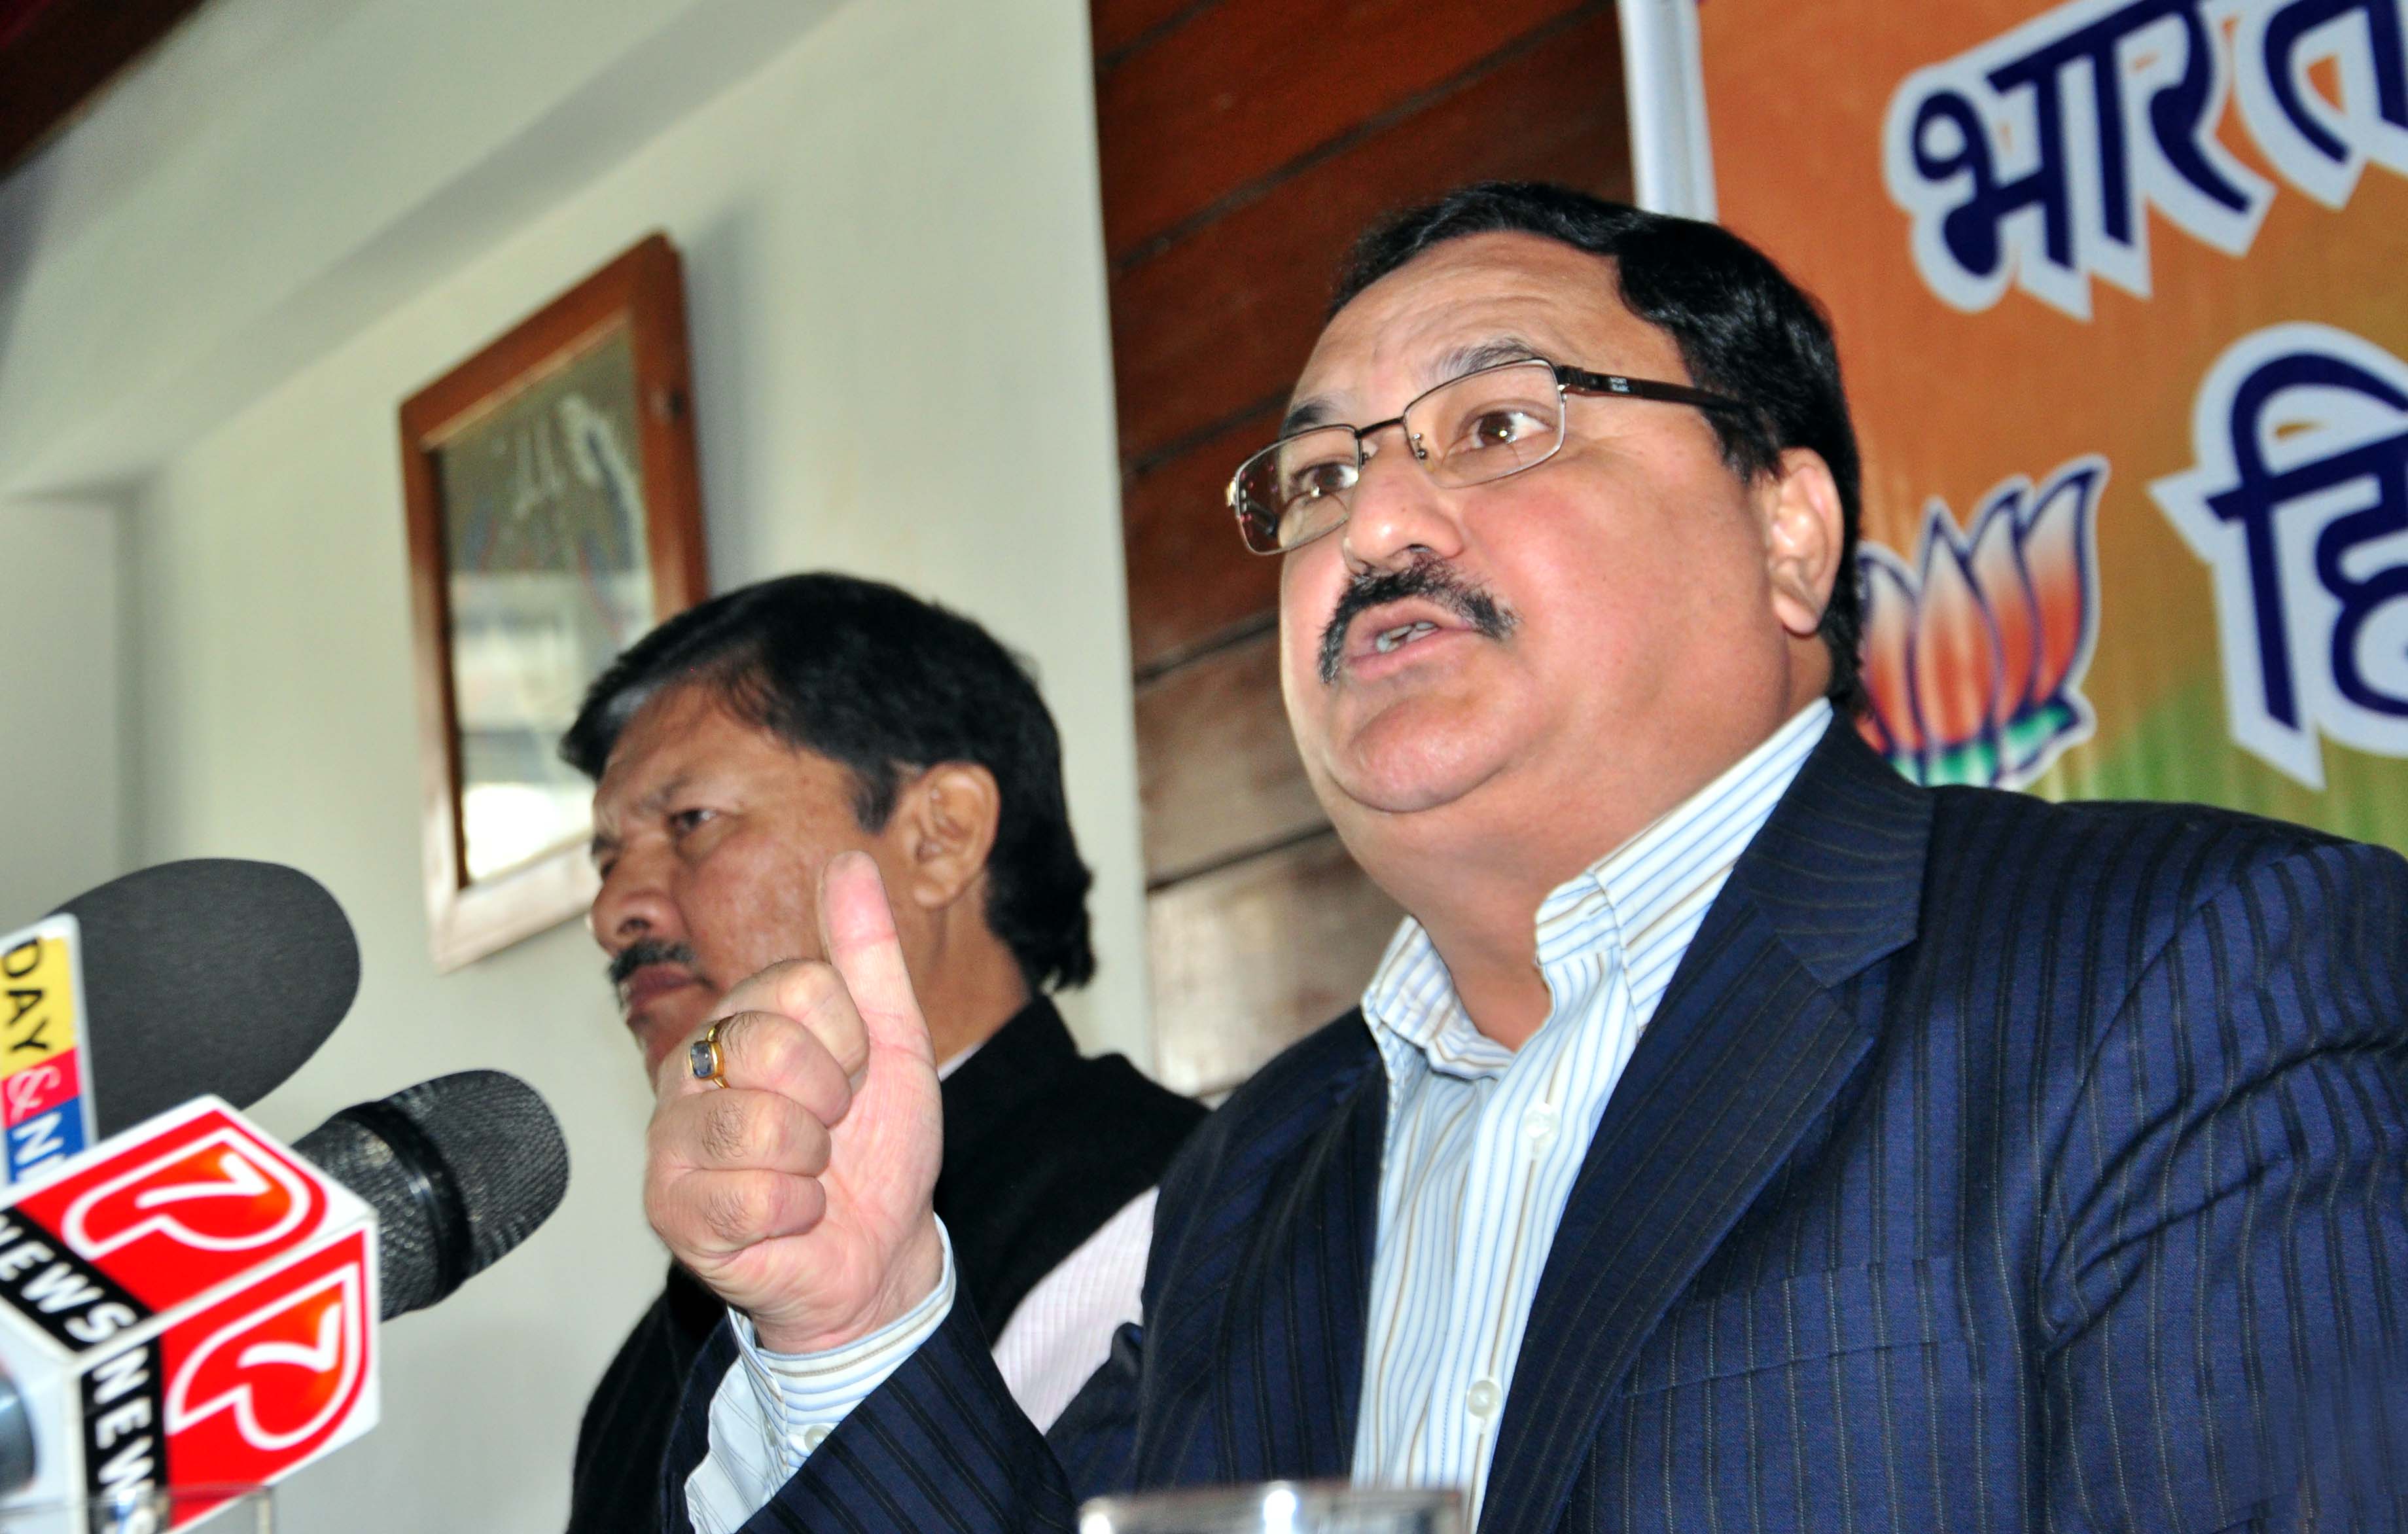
[608,938,700,990]
[1318,560,1514,683]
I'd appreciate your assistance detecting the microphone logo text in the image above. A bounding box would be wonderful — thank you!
[62,1129,318,1264]
[164,1238,370,1461]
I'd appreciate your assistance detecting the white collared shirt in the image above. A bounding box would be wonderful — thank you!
[1352,700,1830,1522]
[685,700,1831,1527]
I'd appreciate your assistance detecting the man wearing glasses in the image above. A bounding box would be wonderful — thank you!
[646,184,2408,1530]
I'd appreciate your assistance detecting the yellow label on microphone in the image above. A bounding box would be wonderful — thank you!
[0,914,96,1182]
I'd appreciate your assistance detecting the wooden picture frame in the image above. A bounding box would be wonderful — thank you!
[399,232,707,971]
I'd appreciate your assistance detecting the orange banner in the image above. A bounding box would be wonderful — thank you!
[1684,0,2408,844]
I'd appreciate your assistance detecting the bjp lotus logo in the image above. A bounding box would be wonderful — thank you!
[1856,457,2106,789]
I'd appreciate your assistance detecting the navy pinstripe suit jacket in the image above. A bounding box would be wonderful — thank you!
[661,723,2408,1532]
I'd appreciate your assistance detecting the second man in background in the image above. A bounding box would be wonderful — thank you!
[559,573,1203,1533]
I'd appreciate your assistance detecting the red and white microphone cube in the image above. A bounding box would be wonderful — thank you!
[0,1098,378,1525]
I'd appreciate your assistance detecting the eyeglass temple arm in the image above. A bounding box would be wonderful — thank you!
[1553,365,1748,415]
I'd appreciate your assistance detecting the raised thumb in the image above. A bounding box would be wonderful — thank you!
[817,850,933,1063]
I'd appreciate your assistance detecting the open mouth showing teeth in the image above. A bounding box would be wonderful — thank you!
[1372,620,1441,654]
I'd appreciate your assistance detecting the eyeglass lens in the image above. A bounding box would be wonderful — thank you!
[1234,360,1567,554]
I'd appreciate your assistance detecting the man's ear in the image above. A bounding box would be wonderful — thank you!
[1761,446,1845,640]
[888,762,1002,913]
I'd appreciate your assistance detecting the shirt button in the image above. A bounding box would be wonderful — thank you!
[800,1424,831,1452]
[1466,1378,1501,1418]
[1521,1102,1559,1150]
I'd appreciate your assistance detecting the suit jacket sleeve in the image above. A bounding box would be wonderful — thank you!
[658,1042,1235,1532]
[2038,840,2408,1529]
[657,1289,1120,1533]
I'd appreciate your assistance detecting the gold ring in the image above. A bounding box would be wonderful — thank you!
[688,1017,731,1088]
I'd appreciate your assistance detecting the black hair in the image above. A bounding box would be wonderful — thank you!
[561,573,1095,992]
[1331,182,1865,710]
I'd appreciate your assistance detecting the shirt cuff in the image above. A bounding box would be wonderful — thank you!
[738,1221,956,1470]
[683,1223,956,1533]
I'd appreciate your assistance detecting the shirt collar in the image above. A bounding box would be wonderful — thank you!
[936,1041,982,1082]
[1361,700,1834,1069]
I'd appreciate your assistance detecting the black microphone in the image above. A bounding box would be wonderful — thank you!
[0,1071,569,1499]
[48,858,361,1137]
[294,1070,571,1318]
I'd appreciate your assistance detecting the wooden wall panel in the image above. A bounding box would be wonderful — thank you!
[1089,0,1204,63]
[1122,401,1281,672]
[1093,0,1632,1088]
[1115,5,1629,678]
[1148,832,1403,1096]
[1110,7,1631,468]
[1095,0,1590,261]
[1136,630,1320,884]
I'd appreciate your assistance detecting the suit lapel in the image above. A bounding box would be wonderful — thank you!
[1477,724,1932,1534]
[1213,1043,1387,1484]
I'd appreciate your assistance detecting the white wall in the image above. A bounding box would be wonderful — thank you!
[0,0,848,495]
[7,0,1143,1526]
[0,498,123,918]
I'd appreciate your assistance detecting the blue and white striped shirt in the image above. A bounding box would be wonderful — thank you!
[1352,700,1829,1522]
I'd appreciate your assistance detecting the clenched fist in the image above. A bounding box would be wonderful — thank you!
[644,851,944,1353]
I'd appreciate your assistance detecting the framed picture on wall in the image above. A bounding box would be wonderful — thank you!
[398,232,707,971]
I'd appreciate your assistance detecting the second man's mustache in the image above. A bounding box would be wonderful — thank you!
[1319,558,1515,684]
